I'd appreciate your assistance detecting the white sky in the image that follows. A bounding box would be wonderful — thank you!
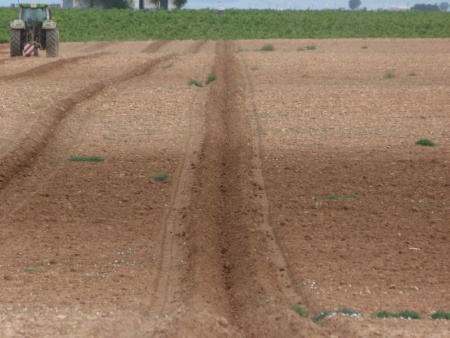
[0,0,443,10]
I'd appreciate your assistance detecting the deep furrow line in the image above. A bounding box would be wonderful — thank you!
[212,40,290,329]
[77,41,117,53]
[238,50,327,319]
[149,75,206,317]
[177,40,325,336]
[141,40,170,53]
[0,57,20,65]
[187,40,207,54]
[0,52,107,81]
[0,55,174,194]
[239,50,317,308]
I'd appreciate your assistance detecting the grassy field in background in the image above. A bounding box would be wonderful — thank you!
[1,8,450,43]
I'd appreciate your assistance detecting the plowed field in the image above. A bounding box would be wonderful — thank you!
[0,39,449,337]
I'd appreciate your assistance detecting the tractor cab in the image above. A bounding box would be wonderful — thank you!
[20,4,51,23]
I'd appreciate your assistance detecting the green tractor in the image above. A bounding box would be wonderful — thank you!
[10,3,59,57]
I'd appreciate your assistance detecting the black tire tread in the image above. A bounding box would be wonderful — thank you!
[10,29,22,57]
[46,29,59,58]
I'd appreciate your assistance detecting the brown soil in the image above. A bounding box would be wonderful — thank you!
[0,39,449,337]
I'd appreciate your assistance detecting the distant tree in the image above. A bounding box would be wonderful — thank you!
[79,0,133,8]
[349,0,361,10]
[174,0,188,9]
[439,2,449,10]
[411,3,440,11]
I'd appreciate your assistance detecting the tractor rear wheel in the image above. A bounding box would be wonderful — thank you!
[10,29,22,57]
[46,29,59,57]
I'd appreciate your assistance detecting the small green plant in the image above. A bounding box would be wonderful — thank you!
[260,44,275,51]
[306,45,316,50]
[67,156,105,162]
[257,112,274,119]
[431,311,450,320]
[398,310,421,319]
[415,139,436,147]
[152,173,171,182]
[361,45,369,49]
[408,71,417,76]
[291,305,309,318]
[337,308,364,318]
[205,72,217,85]
[161,63,174,69]
[373,310,421,319]
[373,311,395,319]
[384,70,395,79]
[188,79,203,87]
[312,310,335,322]
[23,268,37,273]
[235,46,244,53]
[250,66,259,70]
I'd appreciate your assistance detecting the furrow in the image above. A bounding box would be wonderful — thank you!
[77,41,116,53]
[0,55,174,192]
[0,52,107,81]
[179,40,326,336]
[187,40,207,54]
[141,40,170,53]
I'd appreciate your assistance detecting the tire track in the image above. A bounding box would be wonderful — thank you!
[0,54,174,194]
[186,40,207,54]
[163,40,326,336]
[239,50,322,316]
[77,41,116,53]
[149,71,207,318]
[0,52,106,81]
[0,57,19,64]
[141,40,170,53]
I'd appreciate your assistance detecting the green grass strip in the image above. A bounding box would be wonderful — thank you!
[312,310,335,322]
[337,308,364,318]
[373,310,421,319]
[188,79,203,87]
[431,311,450,320]
[67,156,105,162]
[415,139,436,147]
[291,305,309,318]
[152,173,171,182]
[205,72,217,85]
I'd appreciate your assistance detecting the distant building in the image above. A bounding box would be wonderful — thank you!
[388,5,410,11]
[138,0,176,10]
[61,0,175,10]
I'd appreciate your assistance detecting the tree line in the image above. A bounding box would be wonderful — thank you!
[411,3,449,11]
[349,0,449,11]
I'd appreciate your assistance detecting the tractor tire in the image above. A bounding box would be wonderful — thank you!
[46,29,59,58]
[10,29,22,57]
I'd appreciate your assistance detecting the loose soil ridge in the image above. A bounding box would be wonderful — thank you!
[151,40,325,337]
